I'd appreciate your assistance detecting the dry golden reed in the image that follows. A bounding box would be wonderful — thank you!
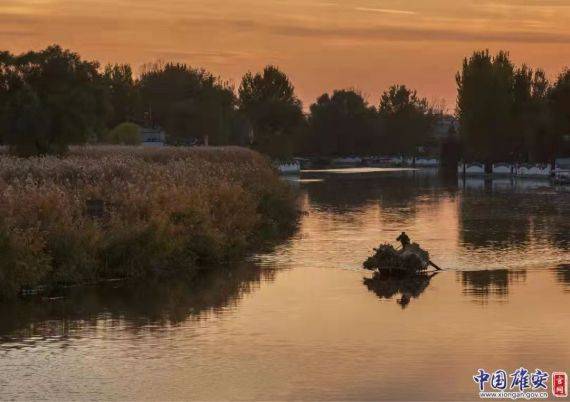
[0,146,297,297]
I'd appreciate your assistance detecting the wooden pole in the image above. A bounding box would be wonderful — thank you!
[429,260,442,270]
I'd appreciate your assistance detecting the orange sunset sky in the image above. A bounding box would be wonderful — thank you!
[2,0,570,110]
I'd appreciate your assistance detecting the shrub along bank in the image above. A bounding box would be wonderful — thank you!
[0,146,298,298]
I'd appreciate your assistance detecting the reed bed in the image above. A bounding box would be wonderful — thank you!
[0,146,297,298]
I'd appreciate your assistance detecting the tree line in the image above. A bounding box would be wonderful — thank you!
[1,45,569,162]
[0,45,439,158]
[457,50,570,165]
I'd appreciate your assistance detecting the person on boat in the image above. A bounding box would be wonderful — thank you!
[397,232,410,249]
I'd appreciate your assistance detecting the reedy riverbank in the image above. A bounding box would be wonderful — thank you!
[0,146,298,298]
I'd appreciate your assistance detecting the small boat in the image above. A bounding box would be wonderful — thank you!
[363,242,436,275]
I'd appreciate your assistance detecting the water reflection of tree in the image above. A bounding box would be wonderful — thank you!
[304,171,458,222]
[458,269,527,302]
[537,212,570,250]
[459,195,531,250]
[459,189,570,252]
[553,264,570,291]
[0,264,277,342]
[363,272,437,308]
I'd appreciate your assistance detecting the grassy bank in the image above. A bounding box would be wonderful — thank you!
[0,146,298,298]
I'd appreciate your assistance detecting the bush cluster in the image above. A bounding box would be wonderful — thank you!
[103,122,142,145]
[0,146,297,298]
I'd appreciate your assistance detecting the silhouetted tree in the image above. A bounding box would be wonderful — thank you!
[103,63,137,128]
[138,62,236,145]
[0,45,107,155]
[456,50,526,167]
[547,69,570,159]
[378,85,437,156]
[307,89,376,156]
[238,65,304,159]
[510,66,552,162]
[456,50,568,164]
[456,50,516,166]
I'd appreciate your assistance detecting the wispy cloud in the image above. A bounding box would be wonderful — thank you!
[478,0,570,8]
[263,20,570,44]
[4,12,568,45]
[150,49,254,63]
[355,7,418,15]
[0,29,36,37]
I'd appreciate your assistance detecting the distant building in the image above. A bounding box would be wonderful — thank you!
[432,115,459,141]
[424,115,459,157]
[554,157,570,183]
[139,127,166,147]
[555,157,570,170]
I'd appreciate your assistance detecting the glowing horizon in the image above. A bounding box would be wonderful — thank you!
[2,0,570,111]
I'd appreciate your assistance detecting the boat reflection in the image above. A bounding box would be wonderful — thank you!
[363,272,438,308]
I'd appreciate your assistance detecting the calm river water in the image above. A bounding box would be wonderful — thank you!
[1,168,569,400]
